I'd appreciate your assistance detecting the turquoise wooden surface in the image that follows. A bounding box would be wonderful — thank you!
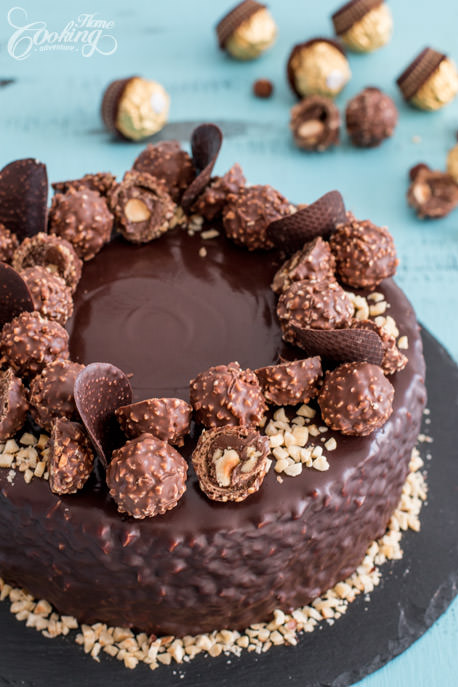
[0,0,457,684]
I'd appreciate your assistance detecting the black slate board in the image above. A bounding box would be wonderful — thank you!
[0,327,457,687]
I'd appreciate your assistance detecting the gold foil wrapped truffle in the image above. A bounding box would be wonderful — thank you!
[396,48,458,111]
[287,38,351,98]
[332,0,393,53]
[216,1,277,60]
[101,76,170,141]
[446,139,458,184]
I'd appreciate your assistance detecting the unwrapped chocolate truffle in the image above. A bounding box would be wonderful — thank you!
[223,184,292,250]
[20,266,73,326]
[190,361,266,428]
[12,232,82,293]
[0,368,29,441]
[49,418,95,495]
[106,433,188,519]
[116,397,192,447]
[191,164,246,221]
[271,237,336,294]
[318,361,394,436]
[290,95,341,152]
[29,360,85,432]
[255,356,322,406]
[216,1,277,60]
[133,141,195,203]
[329,214,398,288]
[0,224,19,264]
[407,164,458,219]
[109,170,176,244]
[345,87,397,147]
[101,77,170,140]
[332,0,393,53]
[49,188,114,261]
[287,38,351,99]
[397,48,458,111]
[351,319,407,375]
[192,425,270,502]
[52,172,116,197]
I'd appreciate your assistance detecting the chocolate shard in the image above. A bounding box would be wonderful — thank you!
[74,362,132,467]
[291,325,384,366]
[0,262,34,330]
[181,124,223,209]
[0,158,48,242]
[267,190,346,254]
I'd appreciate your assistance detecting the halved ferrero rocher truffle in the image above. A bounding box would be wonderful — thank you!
[133,141,195,203]
[12,232,82,293]
[216,0,277,61]
[271,237,336,294]
[20,266,73,326]
[192,425,270,502]
[318,361,394,436]
[255,356,322,406]
[52,172,116,197]
[223,184,292,250]
[396,48,458,111]
[49,188,114,261]
[106,433,188,519]
[277,279,353,344]
[190,361,267,429]
[329,214,398,289]
[345,87,398,148]
[116,397,192,447]
[0,224,19,264]
[0,311,69,379]
[101,76,170,141]
[287,38,351,99]
[0,368,29,441]
[29,360,85,432]
[109,170,176,244]
[49,418,95,495]
[332,0,393,53]
[290,95,341,152]
[447,139,458,184]
[190,164,246,221]
[351,319,407,375]
[407,164,458,219]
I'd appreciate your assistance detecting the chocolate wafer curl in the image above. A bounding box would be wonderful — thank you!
[0,262,34,330]
[290,324,384,366]
[267,190,346,254]
[0,158,48,242]
[181,124,223,209]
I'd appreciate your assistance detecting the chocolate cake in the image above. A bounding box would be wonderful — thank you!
[0,126,426,639]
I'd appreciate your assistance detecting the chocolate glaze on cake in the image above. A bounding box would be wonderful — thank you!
[0,228,426,636]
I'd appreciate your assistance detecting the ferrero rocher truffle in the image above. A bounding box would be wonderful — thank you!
[396,48,458,111]
[101,77,170,141]
[345,87,398,147]
[277,279,353,343]
[20,266,73,326]
[106,433,188,519]
[116,397,192,447]
[0,224,19,264]
[52,172,116,197]
[318,361,394,436]
[133,141,195,203]
[223,184,292,250]
[332,0,393,53]
[12,232,82,293]
[49,418,95,495]
[216,1,277,61]
[49,188,114,261]
[329,214,398,288]
[287,38,351,99]
[29,360,85,432]
[190,163,246,220]
[255,356,322,406]
[271,237,336,294]
[192,425,270,502]
[0,311,69,379]
[190,361,267,428]
[407,164,458,219]
[109,170,176,244]
[290,95,341,152]
[447,141,458,184]
[0,368,29,441]
[351,319,407,375]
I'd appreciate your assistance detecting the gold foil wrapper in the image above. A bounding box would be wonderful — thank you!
[341,3,392,52]
[116,78,170,141]
[410,59,458,111]
[225,8,277,60]
[291,42,351,98]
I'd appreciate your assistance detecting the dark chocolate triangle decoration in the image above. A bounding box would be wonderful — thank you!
[74,362,132,467]
[0,158,48,242]
[267,190,346,254]
[0,262,34,330]
[181,124,223,209]
[291,325,384,365]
